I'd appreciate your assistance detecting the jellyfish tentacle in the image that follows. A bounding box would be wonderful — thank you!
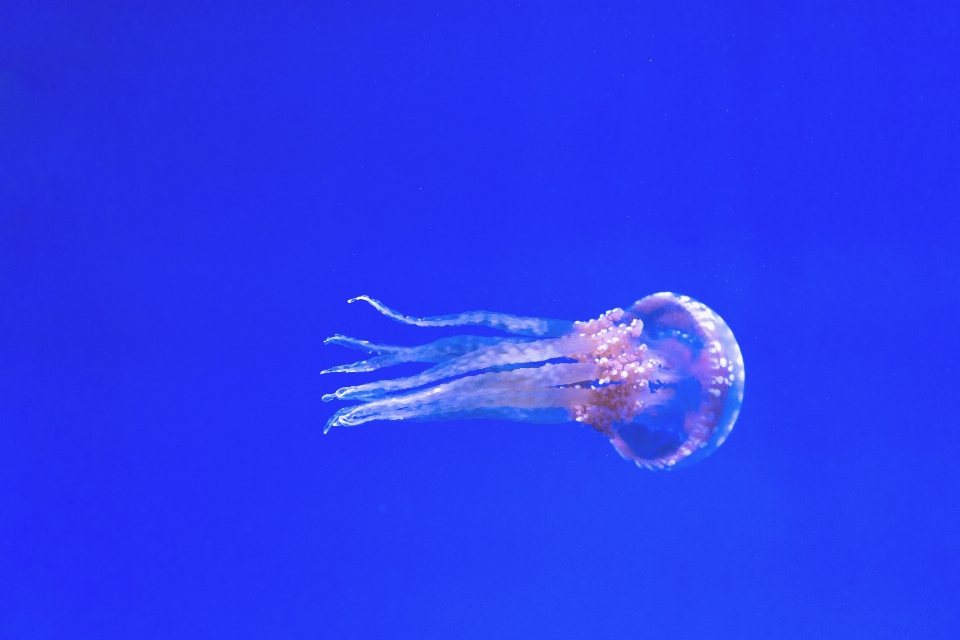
[348,295,573,337]
[323,335,404,354]
[321,335,409,374]
[442,361,598,390]
[324,363,598,432]
[326,401,575,432]
[322,335,533,374]
[326,390,584,431]
[326,335,592,402]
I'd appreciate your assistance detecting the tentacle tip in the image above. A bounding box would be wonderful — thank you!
[324,408,350,433]
[347,295,371,304]
[321,393,338,402]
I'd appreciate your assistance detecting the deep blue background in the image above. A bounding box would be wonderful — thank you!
[2,1,958,638]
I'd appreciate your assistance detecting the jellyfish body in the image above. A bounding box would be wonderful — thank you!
[323,293,744,469]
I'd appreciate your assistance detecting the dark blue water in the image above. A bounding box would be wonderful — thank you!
[2,2,958,638]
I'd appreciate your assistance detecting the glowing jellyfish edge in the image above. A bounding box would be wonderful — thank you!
[322,293,744,470]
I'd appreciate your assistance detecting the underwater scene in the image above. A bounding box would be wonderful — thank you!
[1,1,958,638]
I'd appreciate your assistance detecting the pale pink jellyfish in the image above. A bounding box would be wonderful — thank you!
[323,293,744,469]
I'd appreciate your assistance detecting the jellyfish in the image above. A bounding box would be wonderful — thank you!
[322,293,744,469]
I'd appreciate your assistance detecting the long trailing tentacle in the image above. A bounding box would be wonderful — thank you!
[321,335,532,374]
[324,363,598,432]
[323,334,591,402]
[323,335,406,353]
[348,295,574,337]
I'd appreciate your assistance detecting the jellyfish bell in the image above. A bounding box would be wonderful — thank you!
[323,293,744,470]
[599,293,745,469]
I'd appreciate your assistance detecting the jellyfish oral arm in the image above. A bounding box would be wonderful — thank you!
[322,334,591,402]
[324,362,597,432]
[347,295,574,337]
[321,334,532,374]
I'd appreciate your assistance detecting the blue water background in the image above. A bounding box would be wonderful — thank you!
[2,2,958,638]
